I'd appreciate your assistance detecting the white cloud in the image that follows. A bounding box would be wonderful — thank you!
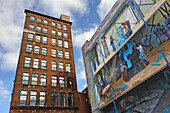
[97,0,117,20]
[72,25,98,47]
[0,80,10,99]
[0,0,35,71]
[38,0,89,20]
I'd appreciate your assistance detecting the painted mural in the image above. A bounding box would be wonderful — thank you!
[87,0,170,112]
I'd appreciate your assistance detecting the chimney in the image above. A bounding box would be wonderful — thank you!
[60,14,70,22]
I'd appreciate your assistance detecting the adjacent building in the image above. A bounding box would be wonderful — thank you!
[10,9,91,113]
[82,0,170,113]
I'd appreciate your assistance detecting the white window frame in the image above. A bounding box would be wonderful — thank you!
[42,36,48,44]
[51,61,57,71]
[34,45,40,54]
[64,41,69,48]
[63,32,68,38]
[33,58,39,69]
[51,38,56,46]
[66,63,71,72]
[58,39,62,47]
[58,31,62,37]
[28,33,34,41]
[41,59,47,70]
[51,49,56,57]
[65,51,69,59]
[35,35,41,43]
[26,44,32,53]
[42,47,47,56]
[58,50,63,58]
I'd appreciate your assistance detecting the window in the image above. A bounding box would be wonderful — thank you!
[64,41,69,48]
[31,73,38,85]
[59,77,65,88]
[42,36,48,44]
[68,93,74,107]
[51,92,58,107]
[57,23,62,29]
[28,33,34,41]
[30,16,35,22]
[29,24,35,30]
[58,39,62,47]
[36,26,41,32]
[66,63,71,72]
[33,58,39,69]
[35,35,41,43]
[59,62,64,72]
[51,61,57,71]
[30,91,37,107]
[39,92,46,107]
[58,50,63,58]
[67,77,72,88]
[51,22,56,27]
[26,44,32,53]
[34,45,40,54]
[58,31,62,37]
[40,74,46,86]
[51,30,56,35]
[60,92,66,107]
[37,18,42,24]
[42,47,47,56]
[65,51,69,59]
[43,28,48,34]
[63,25,67,30]
[41,59,47,70]
[51,76,57,87]
[51,38,56,46]
[24,57,31,68]
[43,19,48,25]
[51,49,56,57]
[63,33,68,38]
[19,90,27,106]
[22,73,29,85]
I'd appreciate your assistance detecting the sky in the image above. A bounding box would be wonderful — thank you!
[0,0,116,112]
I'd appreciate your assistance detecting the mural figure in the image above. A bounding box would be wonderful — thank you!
[100,36,110,58]
[134,43,149,65]
[120,63,129,82]
[142,34,153,51]
[110,36,116,51]
[160,24,170,40]
[157,23,169,41]
[122,20,132,37]
[163,15,170,31]
[153,25,162,44]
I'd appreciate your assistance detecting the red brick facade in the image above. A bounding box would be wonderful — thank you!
[10,9,81,113]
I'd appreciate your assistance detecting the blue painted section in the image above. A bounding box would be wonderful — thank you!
[116,25,135,68]
[152,64,161,66]
[163,108,169,113]
[97,39,118,113]
[154,55,163,63]
[131,0,170,68]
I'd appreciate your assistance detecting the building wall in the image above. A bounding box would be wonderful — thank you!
[82,0,169,112]
[78,92,91,113]
[10,10,79,112]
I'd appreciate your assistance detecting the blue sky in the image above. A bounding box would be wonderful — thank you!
[0,0,116,112]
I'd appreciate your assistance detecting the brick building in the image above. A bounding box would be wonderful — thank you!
[10,9,90,113]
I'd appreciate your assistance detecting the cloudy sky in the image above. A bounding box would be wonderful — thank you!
[0,0,116,112]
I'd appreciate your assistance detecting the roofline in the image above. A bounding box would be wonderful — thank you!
[24,9,72,25]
